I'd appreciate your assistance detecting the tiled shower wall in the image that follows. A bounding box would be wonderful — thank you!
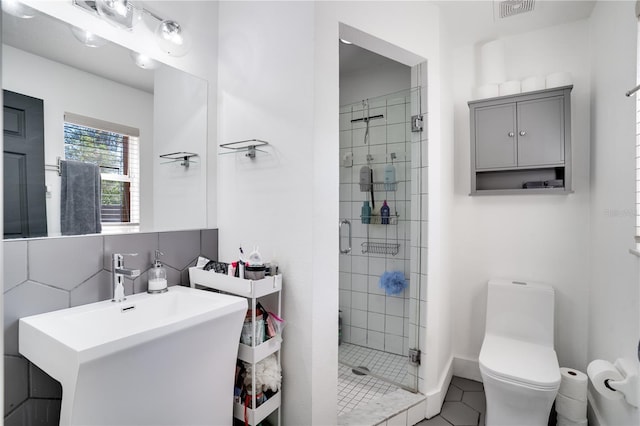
[3,229,218,425]
[338,92,414,357]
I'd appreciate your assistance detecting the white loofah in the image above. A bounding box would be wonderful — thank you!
[243,354,281,392]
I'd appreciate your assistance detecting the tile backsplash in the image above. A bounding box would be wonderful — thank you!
[3,229,218,425]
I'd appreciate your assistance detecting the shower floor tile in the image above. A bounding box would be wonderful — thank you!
[338,342,411,416]
[338,363,399,416]
[339,342,408,385]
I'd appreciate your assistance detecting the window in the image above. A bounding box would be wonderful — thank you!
[63,113,140,227]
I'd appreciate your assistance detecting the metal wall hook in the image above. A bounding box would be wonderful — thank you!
[219,139,269,159]
[159,152,198,168]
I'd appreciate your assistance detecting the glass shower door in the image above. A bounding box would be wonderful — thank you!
[338,87,422,392]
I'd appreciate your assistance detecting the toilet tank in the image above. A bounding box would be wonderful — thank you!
[485,279,555,347]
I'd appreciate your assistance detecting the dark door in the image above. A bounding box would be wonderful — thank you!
[4,90,47,238]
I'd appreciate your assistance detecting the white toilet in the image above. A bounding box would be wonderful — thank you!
[479,279,561,426]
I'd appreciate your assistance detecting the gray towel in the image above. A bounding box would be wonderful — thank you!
[60,160,102,235]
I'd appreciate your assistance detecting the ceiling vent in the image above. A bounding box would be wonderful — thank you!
[495,0,536,19]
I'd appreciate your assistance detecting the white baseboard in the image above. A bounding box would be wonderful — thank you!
[452,356,483,382]
[425,356,453,418]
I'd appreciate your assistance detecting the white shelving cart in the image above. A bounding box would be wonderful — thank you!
[189,267,282,426]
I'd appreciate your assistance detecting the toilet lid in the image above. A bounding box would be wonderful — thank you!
[479,335,561,390]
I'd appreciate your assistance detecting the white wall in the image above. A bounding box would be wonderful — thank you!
[448,20,592,375]
[588,2,640,425]
[218,1,446,423]
[217,2,316,424]
[2,45,154,236]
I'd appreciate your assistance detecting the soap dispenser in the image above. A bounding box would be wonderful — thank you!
[148,250,168,293]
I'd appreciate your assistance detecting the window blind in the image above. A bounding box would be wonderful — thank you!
[63,113,140,225]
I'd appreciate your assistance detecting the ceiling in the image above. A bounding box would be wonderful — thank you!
[437,0,597,48]
[8,1,598,90]
[339,42,404,76]
[340,0,598,75]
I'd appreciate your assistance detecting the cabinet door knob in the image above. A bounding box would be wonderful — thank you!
[519,130,527,136]
[508,132,515,137]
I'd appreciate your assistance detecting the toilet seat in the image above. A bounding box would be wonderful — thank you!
[479,334,560,390]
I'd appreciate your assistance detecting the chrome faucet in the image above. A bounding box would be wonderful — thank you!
[112,253,141,302]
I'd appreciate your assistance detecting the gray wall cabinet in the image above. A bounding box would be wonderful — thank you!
[469,85,572,195]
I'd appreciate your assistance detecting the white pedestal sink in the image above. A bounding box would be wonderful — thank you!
[19,286,247,426]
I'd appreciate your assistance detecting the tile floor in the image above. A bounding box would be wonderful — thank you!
[338,362,400,415]
[416,377,486,426]
[339,342,408,385]
[338,342,487,425]
[338,342,413,416]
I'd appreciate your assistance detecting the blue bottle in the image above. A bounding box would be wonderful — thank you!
[381,200,390,225]
[361,201,371,224]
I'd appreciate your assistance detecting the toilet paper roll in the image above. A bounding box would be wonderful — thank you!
[587,359,624,401]
[521,76,545,92]
[499,80,521,96]
[555,393,588,422]
[546,71,573,88]
[476,84,499,99]
[479,40,506,85]
[558,367,588,401]
[556,414,588,426]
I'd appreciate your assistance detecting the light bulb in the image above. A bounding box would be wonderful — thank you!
[154,20,190,57]
[130,51,159,70]
[95,0,136,30]
[70,26,109,48]
[2,0,36,19]
[97,0,128,17]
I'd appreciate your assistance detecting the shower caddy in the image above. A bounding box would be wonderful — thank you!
[360,171,400,256]
[189,267,283,426]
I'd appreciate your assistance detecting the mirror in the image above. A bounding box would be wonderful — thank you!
[2,7,208,239]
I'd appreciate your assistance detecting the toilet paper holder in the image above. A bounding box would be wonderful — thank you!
[605,359,639,408]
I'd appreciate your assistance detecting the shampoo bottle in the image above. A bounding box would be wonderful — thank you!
[148,250,168,293]
[384,163,396,191]
[359,165,372,191]
[381,200,390,225]
[361,201,371,224]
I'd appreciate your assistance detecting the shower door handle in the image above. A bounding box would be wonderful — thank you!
[339,220,352,254]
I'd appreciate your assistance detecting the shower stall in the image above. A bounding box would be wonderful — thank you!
[338,85,425,416]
